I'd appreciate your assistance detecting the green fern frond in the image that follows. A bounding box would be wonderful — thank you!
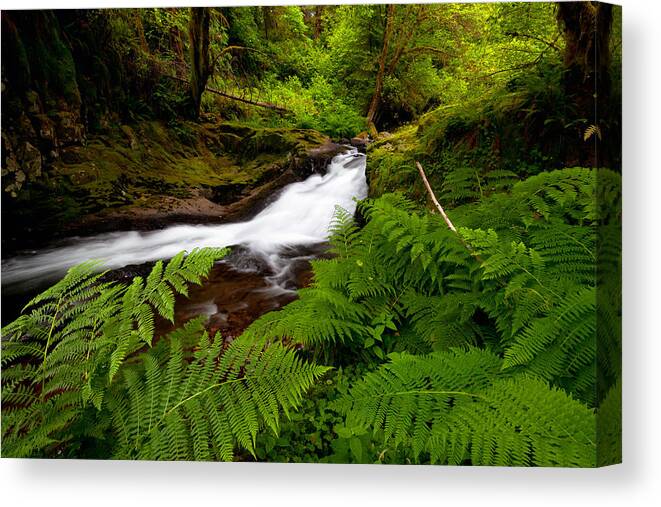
[597,380,621,466]
[1,247,227,458]
[108,319,330,461]
[339,349,596,467]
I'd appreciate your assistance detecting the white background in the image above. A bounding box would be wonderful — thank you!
[1,0,659,505]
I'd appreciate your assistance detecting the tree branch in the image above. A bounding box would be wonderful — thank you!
[505,31,561,52]
[416,161,484,263]
[415,161,457,233]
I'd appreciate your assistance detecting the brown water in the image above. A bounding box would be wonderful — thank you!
[156,244,329,340]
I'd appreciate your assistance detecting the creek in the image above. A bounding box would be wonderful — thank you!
[1,149,368,336]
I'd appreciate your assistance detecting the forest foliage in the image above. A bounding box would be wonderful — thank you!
[2,166,621,465]
[1,2,621,466]
[3,3,587,135]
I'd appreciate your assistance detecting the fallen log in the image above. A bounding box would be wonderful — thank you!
[164,74,290,115]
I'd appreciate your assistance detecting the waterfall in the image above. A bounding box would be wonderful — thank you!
[1,148,368,293]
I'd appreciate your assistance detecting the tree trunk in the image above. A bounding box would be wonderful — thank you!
[557,1,613,167]
[134,11,149,52]
[262,7,276,41]
[188,7,212,119]
[169,9,186,75]
[314,6,324,39]
[366,4,395,133]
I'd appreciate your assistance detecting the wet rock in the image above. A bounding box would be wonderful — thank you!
[99,261,156,285]
[155,252,318,341]
[225,246,274,274]
[296,140,346,176]
[350,131,370,153]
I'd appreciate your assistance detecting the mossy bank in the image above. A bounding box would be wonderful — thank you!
[2,119,344,254]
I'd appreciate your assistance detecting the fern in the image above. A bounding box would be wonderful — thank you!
[107,319,329,461]
[2,165,620,465]
[246,166,619,466]
[2,247,327,460]
[440,166,519,205]
[246,169,619,397]
[596,380,621,466]
[2,248,227,457]
[338,349,596,467]
[584,124,602,142]
[243,195,474,356]
[401,290,486,350]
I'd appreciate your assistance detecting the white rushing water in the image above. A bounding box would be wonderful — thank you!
[1,148,368,290]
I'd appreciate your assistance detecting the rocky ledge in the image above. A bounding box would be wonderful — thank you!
[2,119,347,254]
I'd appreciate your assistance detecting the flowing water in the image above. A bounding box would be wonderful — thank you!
[1,148,368,335]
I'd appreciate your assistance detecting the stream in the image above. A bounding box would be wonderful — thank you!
[1,148,368,336]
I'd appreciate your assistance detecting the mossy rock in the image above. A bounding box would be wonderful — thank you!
[2,118,334,252]
[366,123,426,199]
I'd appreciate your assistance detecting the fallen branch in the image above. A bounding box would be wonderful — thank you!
[164,74,290,114]
[415,161,457,232]
[416,161,484,263]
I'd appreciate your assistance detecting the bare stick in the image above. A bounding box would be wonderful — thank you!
[416,161,485,263]
[416,161,457,233]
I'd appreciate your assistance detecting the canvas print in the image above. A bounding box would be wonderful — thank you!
[1,2,621,466]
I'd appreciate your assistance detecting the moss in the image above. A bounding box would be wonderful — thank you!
[221,122,328,162]
[13,11,82,108]
[367,124,426,200]
[2,117,332,252]
[40,119,330,221]
[366,83,576,204]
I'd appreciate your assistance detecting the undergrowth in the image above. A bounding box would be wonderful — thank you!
[243,166,621,466]
[2,167,621,466]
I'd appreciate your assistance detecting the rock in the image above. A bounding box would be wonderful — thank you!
[60,146,85,164]
[350,131,371,152]
[216,132,243,153]
[1,140,41,196]
[301,140,347,175]
[17,112,37,141]
[51,111,85,147]
[120,125,139,150]
[33,114,57,149]
[350,138,369,154]
[350,135,368,146]
[25,90,43,115]
[19,142,42,179]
